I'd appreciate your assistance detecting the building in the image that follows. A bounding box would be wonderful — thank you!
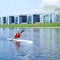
[0,11,60,25]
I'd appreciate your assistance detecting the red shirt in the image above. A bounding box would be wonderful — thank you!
[14,32,21,39]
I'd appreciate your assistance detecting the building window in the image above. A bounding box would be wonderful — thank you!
[3,17,6,24]
[33,15,40,23]
[55,14,60,22]
[28,16,32,24]
[15,17,18,24]
[43,14,50,23]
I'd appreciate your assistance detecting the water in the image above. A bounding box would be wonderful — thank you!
[0,28,60,60]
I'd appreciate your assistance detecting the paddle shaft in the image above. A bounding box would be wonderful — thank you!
[20,30,24,34]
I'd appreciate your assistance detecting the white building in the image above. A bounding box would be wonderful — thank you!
[0,10,60,25]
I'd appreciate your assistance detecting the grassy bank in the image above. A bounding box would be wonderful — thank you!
[0,23,60,28]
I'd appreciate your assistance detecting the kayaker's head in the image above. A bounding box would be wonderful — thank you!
[18,31,20,33]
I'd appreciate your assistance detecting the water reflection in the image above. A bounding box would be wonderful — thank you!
[31,29,40,60]
[0,28,60,60]
[32,28,60,60]
[14,41,20,49]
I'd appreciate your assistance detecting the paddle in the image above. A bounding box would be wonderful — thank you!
[20,30,24,34]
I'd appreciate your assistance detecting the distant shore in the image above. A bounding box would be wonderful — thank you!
[0,23,60,28]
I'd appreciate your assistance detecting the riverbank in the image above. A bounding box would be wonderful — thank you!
[0,23,60,28]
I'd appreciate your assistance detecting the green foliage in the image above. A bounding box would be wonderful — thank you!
[0,23,60,28]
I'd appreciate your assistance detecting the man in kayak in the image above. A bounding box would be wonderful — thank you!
[13,30,24,39]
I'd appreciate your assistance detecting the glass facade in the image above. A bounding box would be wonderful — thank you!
[3,17,6,24]
[15,17,18,24]
[33,15,40,23]
[55,14,60,22]
[27,16,32,24]
[9,16,14,24]
[43,14,50,23]
[19,16,27,23]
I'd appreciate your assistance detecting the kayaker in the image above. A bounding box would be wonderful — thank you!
[13,30,24,39]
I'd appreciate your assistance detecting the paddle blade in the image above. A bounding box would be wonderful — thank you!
[20,30,24,33]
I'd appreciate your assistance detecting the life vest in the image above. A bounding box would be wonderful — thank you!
[14,32,21,39]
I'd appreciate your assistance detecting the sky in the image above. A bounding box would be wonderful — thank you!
[0,0,60,16]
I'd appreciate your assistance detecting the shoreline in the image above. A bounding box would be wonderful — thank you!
[0,23,60,28]
[0,26,60,29]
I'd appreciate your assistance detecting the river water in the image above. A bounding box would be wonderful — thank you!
[0,28,60,60]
